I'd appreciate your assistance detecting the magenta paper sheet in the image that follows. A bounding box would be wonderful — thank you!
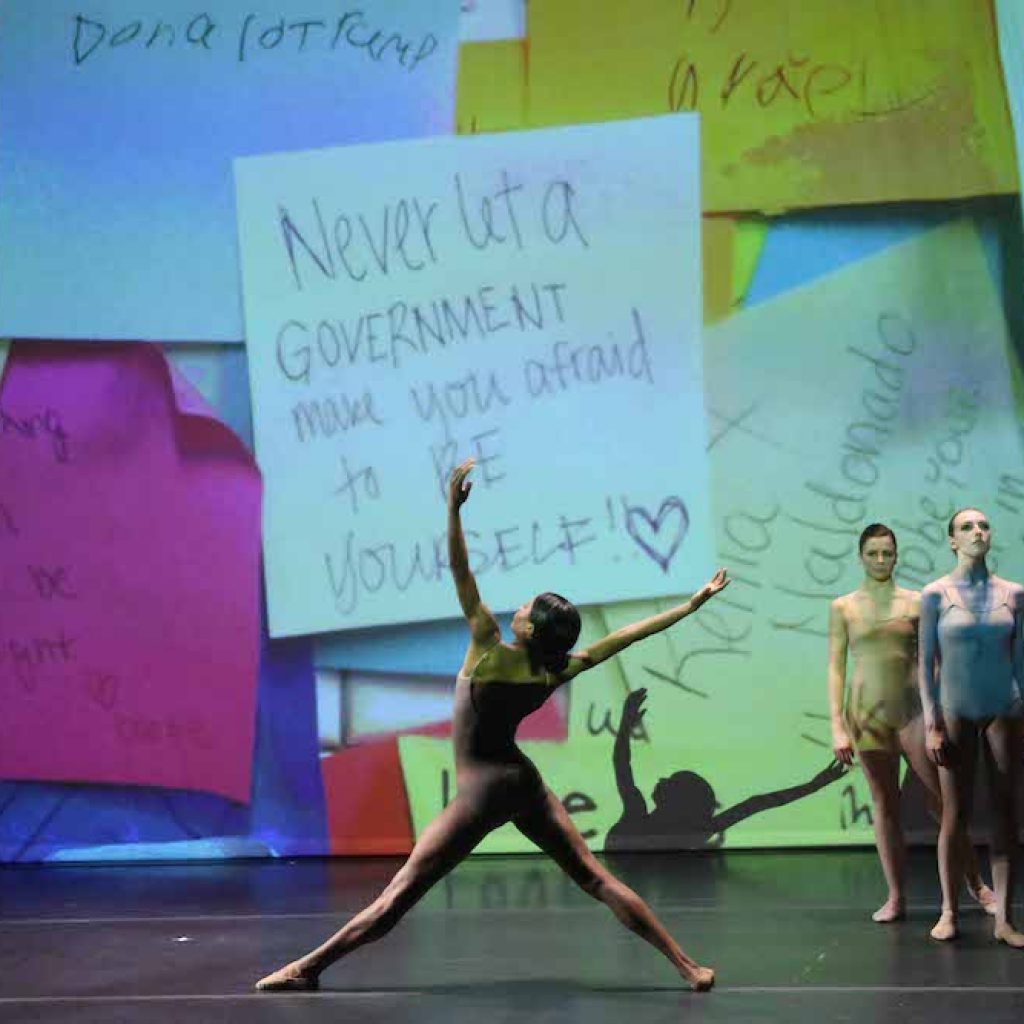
[0,343,262,803]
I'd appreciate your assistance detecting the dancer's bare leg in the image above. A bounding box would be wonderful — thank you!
[256,795,497,991]
[859,748,906,922]
[900,717,995,914]
[513,788,714,992]
[931,717,978,941]
[983,718,1024,947]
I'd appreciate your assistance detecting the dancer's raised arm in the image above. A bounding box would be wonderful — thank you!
[559,570,730,682]
[447,458,499,645]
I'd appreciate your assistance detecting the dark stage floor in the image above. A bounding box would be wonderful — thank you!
[1,848,1023,1022]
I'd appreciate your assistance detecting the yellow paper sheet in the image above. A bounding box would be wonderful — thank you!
[455,39,527,134]
[702,216,736,323]
[528,0,1018,212]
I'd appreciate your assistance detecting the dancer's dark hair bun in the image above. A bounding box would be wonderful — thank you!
[526,592,581,676]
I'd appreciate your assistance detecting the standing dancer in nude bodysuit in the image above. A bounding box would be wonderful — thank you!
[256,458,729,993]
[921,508,1024,946]
[829,523,995,924]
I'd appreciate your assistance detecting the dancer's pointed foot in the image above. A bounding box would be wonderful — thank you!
[872,897,906,923]
[994,923,1024,948]
[685,966,715,992]
[255,962,320,992]
[968,883,998,916]
[930,911,958,941]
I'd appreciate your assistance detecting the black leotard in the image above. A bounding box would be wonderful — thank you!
[452,645,557,825]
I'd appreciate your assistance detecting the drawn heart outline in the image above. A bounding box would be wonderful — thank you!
[624,496,689,573]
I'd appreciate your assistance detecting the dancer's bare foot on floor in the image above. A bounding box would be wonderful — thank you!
[684,966,715,992]
[255,961,319,992]
[994,923,1024,948]
[930,911,958,941]
[968,884,998,916]
[872,897,905,923]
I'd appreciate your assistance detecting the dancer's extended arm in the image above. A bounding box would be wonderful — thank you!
[447,458,499,646]
[827,600,854,766]
[560,570,730,681]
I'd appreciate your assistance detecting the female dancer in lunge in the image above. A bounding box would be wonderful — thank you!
[828,524,995,923]
[921,508,1024,945]
[257,458,729,993]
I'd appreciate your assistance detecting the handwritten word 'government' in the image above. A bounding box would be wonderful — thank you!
[72,12,438,71]
[276,281,567,382]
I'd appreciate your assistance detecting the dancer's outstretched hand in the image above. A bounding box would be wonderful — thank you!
[448,458,475,511]
[696,568,730,606]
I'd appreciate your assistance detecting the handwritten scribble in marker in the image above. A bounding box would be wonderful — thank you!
[85,671,119,712]
[801,732,830,749]
[642,664,708,700]
[706,401,791,453]
[0,504,17,536]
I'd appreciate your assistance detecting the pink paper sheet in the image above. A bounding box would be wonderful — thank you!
[0,343,262,803]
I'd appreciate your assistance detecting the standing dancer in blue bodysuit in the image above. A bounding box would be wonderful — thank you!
[920,507,1024,945]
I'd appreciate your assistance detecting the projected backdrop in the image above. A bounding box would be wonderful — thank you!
[1,0,1023,861]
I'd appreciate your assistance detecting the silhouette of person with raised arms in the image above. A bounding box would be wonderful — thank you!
[605,689,845,851]
[255,458,730,995]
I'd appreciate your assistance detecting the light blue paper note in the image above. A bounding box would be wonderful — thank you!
[746,202,1005,307]
[0,1,460,342]
[235,114,714,637]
